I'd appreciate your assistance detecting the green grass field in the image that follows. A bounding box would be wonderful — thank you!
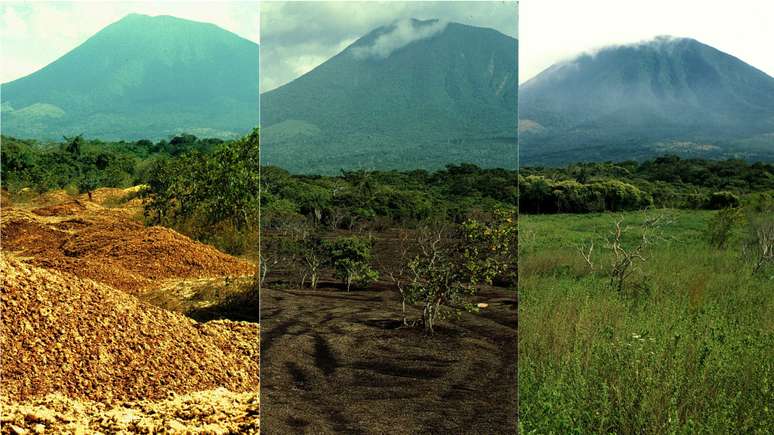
[519,209,773,434]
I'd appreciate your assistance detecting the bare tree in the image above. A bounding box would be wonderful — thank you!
[327,206,347,230]
[744,212,774,273]
[576,240,595,272]
[258,251,278,288]
[302,239,325,289]
[605,214,669,292]
[384,229,414,326]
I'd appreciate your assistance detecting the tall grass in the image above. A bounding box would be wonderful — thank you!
[519,210,773,434]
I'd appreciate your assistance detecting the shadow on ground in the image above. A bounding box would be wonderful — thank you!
[260,280,517,434]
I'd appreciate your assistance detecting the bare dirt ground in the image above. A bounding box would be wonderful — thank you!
[260,280,517,434]
[1,189,259,433]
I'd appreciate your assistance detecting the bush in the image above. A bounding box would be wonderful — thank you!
[705,207,741,249]
[323,237,379,291]
[743,194,774,273]
[706,191,740,210]
[403,208,517,332]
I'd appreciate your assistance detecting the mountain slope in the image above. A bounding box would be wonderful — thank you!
[1,14,259,140]
[261,19,518,173]
[520,36,774,165]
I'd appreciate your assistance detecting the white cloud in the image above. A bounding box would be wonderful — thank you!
[260,1,517,92]
[351,18,448,60]
[519,0,774,83]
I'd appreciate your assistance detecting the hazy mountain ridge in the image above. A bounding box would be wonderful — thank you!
[520,36,774,165]
[261,19,518,174]
[1,14,259,140]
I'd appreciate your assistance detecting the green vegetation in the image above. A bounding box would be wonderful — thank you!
[141,130,260,255]
[399,209,517,332]
[1,134,227,194]
[521,156,774,212]
[261,163,518,228]
[260,163,518,330]
[519,200,773,433]
[323,237,379,291]
[1,131,259,256]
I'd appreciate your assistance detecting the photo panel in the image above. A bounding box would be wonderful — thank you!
[517,0,774,433]
[259,1,518,433]
[1,1,260,432]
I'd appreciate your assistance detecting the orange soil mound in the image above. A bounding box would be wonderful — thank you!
[1,206,255,294]
[77,186,144,206]
[32,190,73,206]
[31,200,90,217]
[0,254,259,403]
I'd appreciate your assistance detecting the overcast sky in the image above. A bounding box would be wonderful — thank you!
[0,1,259,83]
[260,1,518,92]
[520,0,774,84]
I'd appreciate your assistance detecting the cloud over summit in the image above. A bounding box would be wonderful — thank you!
[351,19,448,60]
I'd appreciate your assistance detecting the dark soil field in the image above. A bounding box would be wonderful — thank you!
[260,280,517,434]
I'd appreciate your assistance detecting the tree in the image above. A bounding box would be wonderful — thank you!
[403,208,517,333]
[381,229,413,325]
[323,237,378,291]
[706,207,740,249]
[604,214,669,292]
[77,170,99,201]
[301,237,325,289]
[63,134,84,157]
[743,194,774,274]
[706,191,740,210]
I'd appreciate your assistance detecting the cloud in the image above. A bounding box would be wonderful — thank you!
[519,0,774,83]
[261,1,516,92]
[351,19,448,60]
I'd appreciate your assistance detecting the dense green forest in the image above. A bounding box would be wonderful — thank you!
[520,156,774,213]
[260,163,518,229]
[1,134,226,194]
[4,136,773,222]
[1,132,259,254]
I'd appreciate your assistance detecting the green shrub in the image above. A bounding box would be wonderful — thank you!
[323,237,378,291]
[705,207,741,249]
[706,191,740,210]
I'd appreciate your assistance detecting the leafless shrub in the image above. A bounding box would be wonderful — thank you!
[576,240,595,272]
[743,212,774,274]
[605,213,670,292]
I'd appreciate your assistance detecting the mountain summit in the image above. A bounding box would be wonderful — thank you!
[1,14,259,140]
[520,36,774,164]
[261,19,518,173]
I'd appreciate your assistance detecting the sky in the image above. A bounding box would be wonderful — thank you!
[520,0,774,84]
[0,1,260,83]
[260,1,518,92]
